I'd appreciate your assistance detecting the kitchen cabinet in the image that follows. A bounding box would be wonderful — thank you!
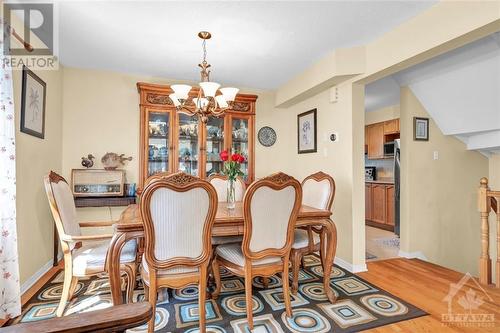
[365,182,395,231]
[137,82,257,190]
[365,118,400,160]
[386,185,395,226]
[366,123,385,159]
[371,184,386,224]
[365,184,372,221]
[384,119,400,134]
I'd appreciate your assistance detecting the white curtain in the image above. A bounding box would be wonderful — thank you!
[0,20,21,319]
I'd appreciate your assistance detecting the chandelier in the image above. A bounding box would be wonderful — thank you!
[169,31,239,123]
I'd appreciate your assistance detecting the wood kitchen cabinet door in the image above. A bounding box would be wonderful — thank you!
[367,123,384,159]
[371,184,386,224]
[365,184,372,221]
[384,119,400,134]
[386,185,395,225]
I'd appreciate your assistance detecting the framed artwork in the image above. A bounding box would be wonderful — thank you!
[297,108,317,154]
[20,66,46,139]
[414,117,429,141]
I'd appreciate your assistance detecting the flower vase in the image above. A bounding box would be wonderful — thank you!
[227,178,236,209]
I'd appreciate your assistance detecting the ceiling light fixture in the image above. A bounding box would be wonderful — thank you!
[169,31,239,123]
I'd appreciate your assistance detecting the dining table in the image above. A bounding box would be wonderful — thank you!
[106,201,338,305]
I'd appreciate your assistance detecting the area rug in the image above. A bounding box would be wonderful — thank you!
[9,254,426,332]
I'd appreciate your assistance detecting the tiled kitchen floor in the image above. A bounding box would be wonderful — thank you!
[365,226,400,261]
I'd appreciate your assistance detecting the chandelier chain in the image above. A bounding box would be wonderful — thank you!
[202,38,207,64]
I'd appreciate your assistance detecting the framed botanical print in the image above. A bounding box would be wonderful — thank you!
[414,117,429,141]
[20,66,46,139]
[297,108,317,154]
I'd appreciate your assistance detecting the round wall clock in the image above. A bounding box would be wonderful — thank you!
[258,126,277,147]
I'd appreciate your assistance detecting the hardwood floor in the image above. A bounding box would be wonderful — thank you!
[359,258,500,332]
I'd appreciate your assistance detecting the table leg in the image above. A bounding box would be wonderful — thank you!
[107,232,128,305]
[321,218,338,303]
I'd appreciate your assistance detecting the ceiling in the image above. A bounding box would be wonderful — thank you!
[56,1,436,90]
[365,32,500,154]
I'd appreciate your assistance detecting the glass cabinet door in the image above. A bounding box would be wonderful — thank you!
[205,117,225,178]
[231,117,250,181]
[177,113,200,176]
[148,111,170,176]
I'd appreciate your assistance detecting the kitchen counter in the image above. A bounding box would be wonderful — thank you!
[365,179,395,185]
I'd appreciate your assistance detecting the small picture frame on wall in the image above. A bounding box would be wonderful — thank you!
[297,108,317,154]
[414,117,429,141]
[20,66,46,139]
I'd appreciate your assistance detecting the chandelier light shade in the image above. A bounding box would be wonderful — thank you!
[169,31,239,123]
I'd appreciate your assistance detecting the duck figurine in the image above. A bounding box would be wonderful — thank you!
[81,154,95,168]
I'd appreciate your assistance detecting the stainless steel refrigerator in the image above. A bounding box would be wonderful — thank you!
[394,139,401,236]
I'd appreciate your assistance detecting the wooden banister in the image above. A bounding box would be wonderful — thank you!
[478,177,500,288]
[0,302,152,333]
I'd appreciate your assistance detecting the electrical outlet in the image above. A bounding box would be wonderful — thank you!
[433,151,439,160]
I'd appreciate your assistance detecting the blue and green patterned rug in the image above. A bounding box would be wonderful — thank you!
[9,254,426,332]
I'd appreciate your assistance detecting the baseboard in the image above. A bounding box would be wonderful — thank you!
[21,254,62,295]
[398,250,427,261]
[334,256,368,273]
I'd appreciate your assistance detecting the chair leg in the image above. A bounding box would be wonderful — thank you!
[56,254,73,317]
[262,277,269,289]
[244,266,254,330]
[67,276,79,301]
[199,265,207,333]
[147,272,157,333]
[291,250,301,295]
[319,230,326,269]
[282,257,293,319]
[211,257,221,299]
[143,283,149,302]
[124,265,136,303]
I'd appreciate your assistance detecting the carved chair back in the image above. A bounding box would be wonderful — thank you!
[208,174,246,202]
[140,172,217,271]
[44,171,81,250]
[242,172,302,261]
[302,171,336,211]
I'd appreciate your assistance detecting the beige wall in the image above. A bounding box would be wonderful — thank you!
[365,105,400,125]
[399,87,488,275]
[13,68,63,285]
[256,84,366,268]
[61,67,273,223]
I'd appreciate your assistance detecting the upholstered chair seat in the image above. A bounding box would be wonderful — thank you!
[72,239,137,276]
[211,235,243,245]
[291,229,320,249]
[215,243,281,267]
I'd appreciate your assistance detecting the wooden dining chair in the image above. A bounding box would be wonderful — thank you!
[139,172,217,333]
[211,172,302,330]
[208,174,246,245]
[44,171,138,317]
[290,171,335,294]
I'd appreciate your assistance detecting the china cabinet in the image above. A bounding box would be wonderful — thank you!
[137,82,257,190]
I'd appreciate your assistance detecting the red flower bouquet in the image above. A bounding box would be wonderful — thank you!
[219,150,245,209]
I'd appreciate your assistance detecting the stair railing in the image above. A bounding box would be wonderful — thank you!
[478,177,500,287]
